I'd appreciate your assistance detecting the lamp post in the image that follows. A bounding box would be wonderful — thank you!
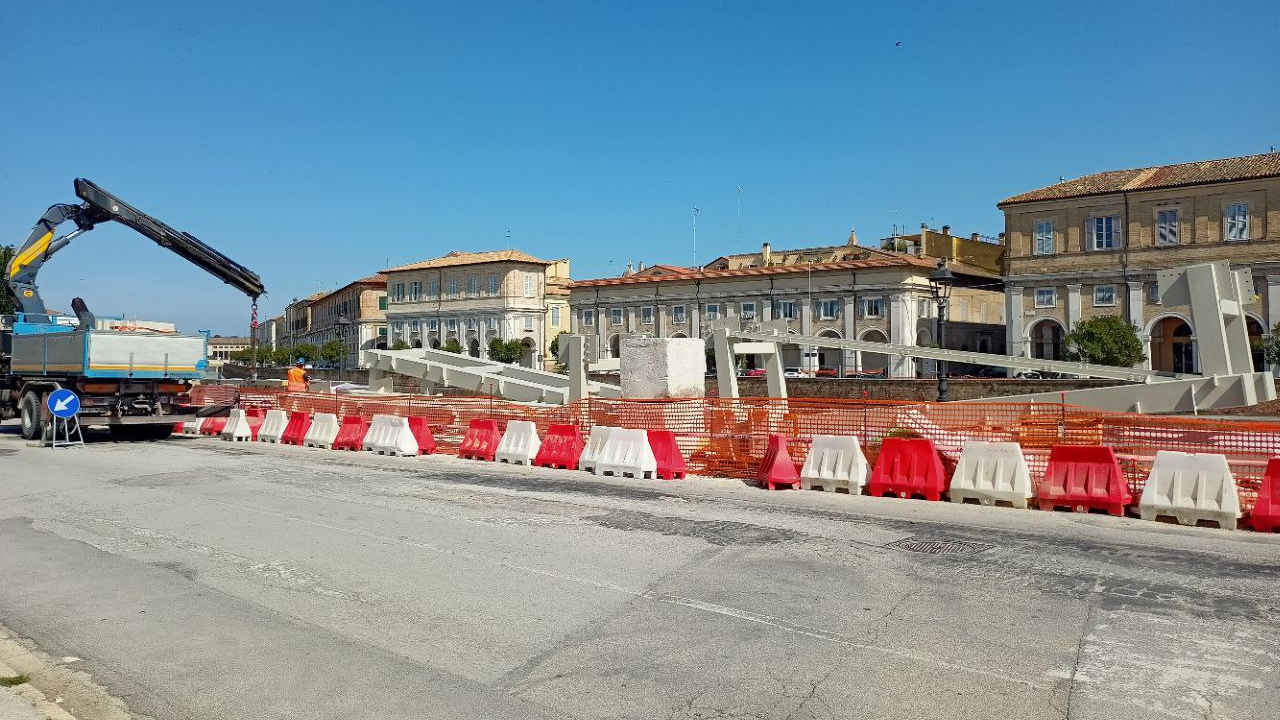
[928,260,955,402]
[335,315,353,382]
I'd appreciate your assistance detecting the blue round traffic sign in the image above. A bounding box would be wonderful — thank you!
[48,389,80,419]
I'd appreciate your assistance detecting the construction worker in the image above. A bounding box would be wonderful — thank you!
[287,359,310,392]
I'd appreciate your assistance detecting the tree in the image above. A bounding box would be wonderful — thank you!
[1258,322,1280,366]
[1062,315,1146,367]
[271,347,296,366]
[0,246,15,314]
[442,338,463,354]
[488,337,524,364]
[548,332,565,358]
[292,343,319,365]
[319,339,346,366]
[390,339,411,351]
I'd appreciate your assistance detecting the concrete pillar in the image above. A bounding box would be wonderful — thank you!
[711,328,739,399]
[1126,281,1145,332]
[888,292,913,378]
[1268,275,1280,331]
[842,295,858,374]
[566,335,587,402]
[626,306,637,334]
[1005,285,1023,369]
[1066,284,1082,330]
[690,304,701,337]
[571,309,580,334]
[800,299,816,372]
[760,301,771,322]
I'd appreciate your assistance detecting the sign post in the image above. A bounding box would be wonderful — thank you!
[47,388,84,449]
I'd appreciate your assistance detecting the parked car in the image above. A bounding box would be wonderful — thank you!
[783,367,804,378]
[970,366,1008,378]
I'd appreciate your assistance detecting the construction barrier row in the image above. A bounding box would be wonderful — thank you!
[179,390,1280,533]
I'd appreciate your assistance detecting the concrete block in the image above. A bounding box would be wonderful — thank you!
[620,337,706,399]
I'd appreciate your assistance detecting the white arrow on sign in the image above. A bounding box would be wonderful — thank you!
[54,396,74,413]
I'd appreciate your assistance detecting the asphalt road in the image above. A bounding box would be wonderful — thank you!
[1,423,1279,720]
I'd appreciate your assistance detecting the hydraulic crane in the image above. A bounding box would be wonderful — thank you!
[2,179,266,440]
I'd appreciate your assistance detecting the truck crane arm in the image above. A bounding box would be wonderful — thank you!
[6,178,266,319]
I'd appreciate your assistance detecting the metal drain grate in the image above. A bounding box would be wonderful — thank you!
[885,537,994,555]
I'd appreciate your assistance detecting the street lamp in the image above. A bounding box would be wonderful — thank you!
[927,260,955,402]
[335,315,353,382]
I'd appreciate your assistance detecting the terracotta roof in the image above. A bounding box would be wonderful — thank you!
[569,255,935,289]
[999,152,1280,206]
[354,273,387,284]
[385,249,551,272]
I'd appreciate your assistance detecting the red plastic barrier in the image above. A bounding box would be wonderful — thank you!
[407,416,437,455]
[648,430,687,480]
[246,414,264,441]
[172,422,185,433]
[331,416,369,451]
[534,425,585,469]
[280,411,312,446]
[757,435,801,490]
[1248,457,1280,533]
[246,408,266,419]
[1037,445,1132,516]
[459,419,501,461]
[200,416,228,436]
[868,437,947,501]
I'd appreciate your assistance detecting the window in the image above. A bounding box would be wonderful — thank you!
[1034,287,1056,308]
[1093,284,1115,307]
[392,321,404,337]
[447,277,459,298]
[392,283,405,302]
[819,299,840,320]
[466,318,477,331]
[489,274,500,295]
[1090,216,1120,250]
[1253,278,1264,302]
[611,308,623,326]
[1156,208,1180,246]
[428,319,438,331]
[446,318,457,331]
[705,304,720,321]
[378,296,387,311]
[740,302,756,320]
[378,326,387,338]
[551,306,561,326]
[858,297,882,319]
[583,309,595,327]
[467,276,478,298]
[523,316,534,331]
[779,301,796,320]
[524,273,536,297]
[487,317,497,330]
[1033,219,1054,255]
[1148,282,1161,305]
[672,305,686,323]
[408,281,421,302]
[428,278,439,299]
[641,306,654,324]
[1226,203,1249,241]
[917,298,931,319]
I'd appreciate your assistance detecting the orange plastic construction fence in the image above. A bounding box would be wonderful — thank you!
[231,389,1280,512]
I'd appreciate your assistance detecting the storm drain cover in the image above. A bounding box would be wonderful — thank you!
[0,449,16,456]
[885,537,994,555]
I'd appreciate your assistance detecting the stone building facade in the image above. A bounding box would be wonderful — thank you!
[383,250,570,368]
[1000,153,1280,373]
[299,274,388,367]
[568,250,1004,377]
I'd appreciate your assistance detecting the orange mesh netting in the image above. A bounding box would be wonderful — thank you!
[231,390,1280,512]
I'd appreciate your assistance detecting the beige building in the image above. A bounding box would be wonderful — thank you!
[383,250,570,368]
[253,315,283,351]
[299,274,388,367]
[569,238,1005,377]
[999,152,1280,373]
[208,336,251,362]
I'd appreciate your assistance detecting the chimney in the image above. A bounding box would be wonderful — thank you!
[942,224,951,236]
[970,233,979,242]
[761,242,772,265]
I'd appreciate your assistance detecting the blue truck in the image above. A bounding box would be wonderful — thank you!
[2,179,265,440]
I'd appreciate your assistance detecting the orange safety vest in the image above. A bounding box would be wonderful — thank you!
[287,366,308,392]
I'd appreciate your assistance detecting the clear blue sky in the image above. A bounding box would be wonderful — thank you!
[2,0,1277,335]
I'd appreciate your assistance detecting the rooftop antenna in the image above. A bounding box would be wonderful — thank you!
[692,206,699,267]
[506,229,512,250]
[735,186,743,255]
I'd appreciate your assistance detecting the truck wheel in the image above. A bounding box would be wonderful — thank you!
[19,392,45,441]
[149,425,174,440]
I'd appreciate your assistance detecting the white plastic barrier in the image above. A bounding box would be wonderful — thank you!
[221,409,254,442]
[1139,450,1241,530]
[595,428,657,479]
[800,435,869,493]
[372,416,419,457]
[257,410,289,443]
[579,426,618,472]
[363,415,395,452]
[949,441,1034,509]
[182,419,204,436]
[303,413,341,449]
[495,420,541,465]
